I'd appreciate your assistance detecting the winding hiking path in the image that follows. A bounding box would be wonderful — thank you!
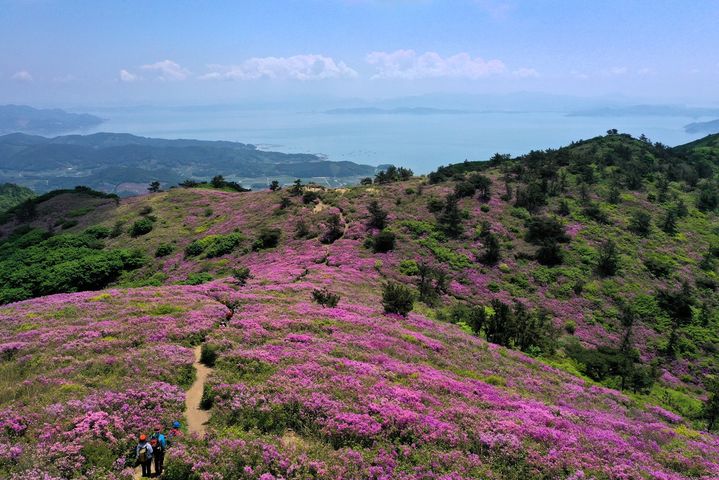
[133,345,212,478]
[185,345,211,437]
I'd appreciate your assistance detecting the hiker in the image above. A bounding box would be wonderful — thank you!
[135,434,153,478]
[167,420,182,445]
[150,424,167,476]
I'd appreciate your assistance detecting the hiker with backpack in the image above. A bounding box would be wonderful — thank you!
[150,424,167,476]
[167,420,182,444]
[135,434,153,478]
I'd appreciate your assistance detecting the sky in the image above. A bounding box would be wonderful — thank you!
[1,0,718,107]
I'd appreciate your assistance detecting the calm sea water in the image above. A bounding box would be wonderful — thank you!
[85,107,709,174]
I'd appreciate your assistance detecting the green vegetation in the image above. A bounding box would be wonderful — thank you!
[382,281,415,316]
[0,227,144,304]
[0,183,35,212]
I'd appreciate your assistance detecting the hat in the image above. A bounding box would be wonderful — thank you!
[173,421,181,428]
[139,434,147,441]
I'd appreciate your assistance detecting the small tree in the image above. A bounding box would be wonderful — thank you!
[557,199,571,216]
[360,177,373,185]
[269,180,281,191]
[294,218,311,239]
[596,239,619,277]
[312,288,340,308]
[279,197,292,210]
[481,232,501,265]
[320,214,344,244]
[703,378,719,431]
[130,218,154,237]
[367,200,388,230]
[536,240,563,266]
[438,194,463,238]
[472,174,492,201]
[148,181,161,193]
[290,179,303,196]
[254,228,281,250]
[372,230,395,253]
[211,175,226,189]
[661,209,678,235]
[629,210,652,236]
[232,267,252,286]
[382,282,415,316]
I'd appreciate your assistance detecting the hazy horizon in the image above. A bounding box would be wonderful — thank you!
[2,0,718,107]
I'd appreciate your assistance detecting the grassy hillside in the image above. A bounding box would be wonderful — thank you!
[0,132,718,479]
[0,183,34,213]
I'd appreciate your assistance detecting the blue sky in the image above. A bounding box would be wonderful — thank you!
[1,0,718,106]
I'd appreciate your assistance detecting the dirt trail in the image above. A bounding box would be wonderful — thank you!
[133,345,212,478]
[186,345,211,437]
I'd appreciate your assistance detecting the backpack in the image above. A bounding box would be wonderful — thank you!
[138,446,148,463]
[151,433,163,452]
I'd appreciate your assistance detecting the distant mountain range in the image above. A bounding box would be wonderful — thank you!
[0,104,103,134]
[325,107,471,115]
[568,104,719,117]
[0,132,381,195]
[685,118,719,134]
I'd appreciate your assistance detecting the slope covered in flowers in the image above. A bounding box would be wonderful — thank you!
[1,132,718,478]
[1,227,718,479]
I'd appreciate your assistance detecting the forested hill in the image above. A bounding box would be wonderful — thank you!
[0,183,34,212]
[0,131,718,479]
[0,132,381,194]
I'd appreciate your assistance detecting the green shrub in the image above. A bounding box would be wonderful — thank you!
[382,282,415,316]
[232,266,252,286]
[200,343,219,367]
[109,221,124,238]
[629,210,652,236]
[399,259,420,276]
[644,252,676,277]
[61,219,79,229]
[68,206,94,218]
[155,243,175,257]
[81,443,116,472]
[372,229,396,253]
[254,228,281,250]
[203,233,243,257]
[185,240,204,257]
[184,272,213,285]
[130,217,154,237]
[84,225,111,239]
[312,287,340,307]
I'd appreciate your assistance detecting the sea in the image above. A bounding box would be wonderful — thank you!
[83,106,711,175]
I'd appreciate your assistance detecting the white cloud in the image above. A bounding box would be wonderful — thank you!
[473,0,513,19]
[201,54,357,80]
[570,70,589,80]
[366,50,506,79]
[513,67,538,78]
[140,60,190,81]
[604,66,628,76]
[119,69,140,82]
[53,74,76,83]
[11,70,33,82]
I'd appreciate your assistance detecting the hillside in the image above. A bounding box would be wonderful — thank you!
[0,132,718,479]
[685,119,719,134]
[0,105,103,135]
[0,183,34,212]
[0,132,381,195]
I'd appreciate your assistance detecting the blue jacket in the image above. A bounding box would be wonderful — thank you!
[136,441,153,460]
[151,432,167,450]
